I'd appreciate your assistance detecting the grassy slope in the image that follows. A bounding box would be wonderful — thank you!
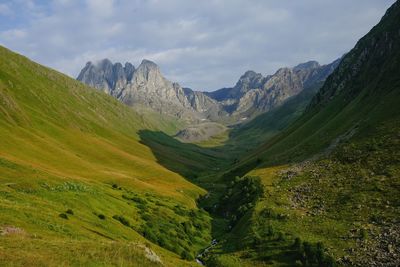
[221,118,399,266]
[0,46,210,266]
[205,2,400,266]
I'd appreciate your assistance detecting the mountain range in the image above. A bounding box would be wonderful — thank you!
[77,57,340,124]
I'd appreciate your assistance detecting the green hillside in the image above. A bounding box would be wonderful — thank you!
[202,2,400,266]
[0,45,212,266]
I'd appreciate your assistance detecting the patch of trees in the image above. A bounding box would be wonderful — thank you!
[218,175,263,226]
[293,238,336,267]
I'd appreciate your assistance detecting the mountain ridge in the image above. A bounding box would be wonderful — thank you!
[77,57,340,125]
[205,58,341,118]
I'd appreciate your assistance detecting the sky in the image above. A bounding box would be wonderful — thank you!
[0,0,396,91]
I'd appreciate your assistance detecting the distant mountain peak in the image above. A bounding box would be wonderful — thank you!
[77,59,136,95]
[274,67,292,75]
[204,58,340,119]
[237,70,263,86]
[125,62,134,68]
[135,59,160,76]
[96,58,113,68]
[77,56,340,123]
[139,59,159,69]
[293,60,320,71]
[242,70,260,78]
[77,57,209,122]
[100,58,112,63]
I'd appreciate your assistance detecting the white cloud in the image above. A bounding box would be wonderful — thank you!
[86,0,115,18]
[0,0,396,90]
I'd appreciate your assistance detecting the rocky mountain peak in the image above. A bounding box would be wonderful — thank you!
[77,57,340,123]
[274,67,292,75]
[238,70,263,81]
[77,58,209,122]
[293,60,320,71]
[234,70,264,94]
[138,59,159,71]
[241,70,260,78]
[203,58,340,119]
[132,59,164,85]
[98,58,113,68]
[77,59,136,95]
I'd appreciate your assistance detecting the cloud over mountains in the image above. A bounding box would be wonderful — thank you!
[0,0,395,90]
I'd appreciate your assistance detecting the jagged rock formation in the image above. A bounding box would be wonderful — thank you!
[77,58,340,124]
[77,59,135,95]
[205,59,341,119]
[78,59,211,122]
[182,88,228,122]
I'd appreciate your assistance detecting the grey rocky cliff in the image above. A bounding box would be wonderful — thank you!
[78,59,204,122]
[77,59,135,96]
[77,58,340,124]
[205,59,340,119]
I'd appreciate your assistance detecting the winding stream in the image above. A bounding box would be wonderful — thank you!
[196,239,218,265]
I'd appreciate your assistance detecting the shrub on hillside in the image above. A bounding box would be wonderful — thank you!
[112,215,131,227]
[59,213,68,219]
[181,250,194,260]
[66,209,74,215]
[294,240,336,267]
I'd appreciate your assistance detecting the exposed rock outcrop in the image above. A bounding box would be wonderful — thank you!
[77,58,340,124]
[205,59,341,119]
[78,59,206,122]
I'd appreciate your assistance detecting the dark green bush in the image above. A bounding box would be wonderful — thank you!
[142,227,158,243]
[59,213,68,219]
[277,232,285,241]
[112,215,131,227]
[182,221,192,234]
[98,214,106,220]
[132,196,147,204]
[293,237,302,250]
[323,256,336,267]
[66,209,74,215]
[293,240,335,267]
[181,250,194,260]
